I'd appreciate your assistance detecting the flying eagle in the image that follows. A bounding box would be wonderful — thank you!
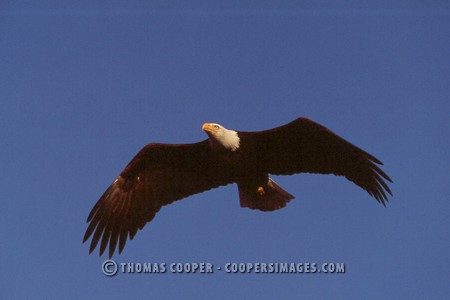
[83,117,392,258]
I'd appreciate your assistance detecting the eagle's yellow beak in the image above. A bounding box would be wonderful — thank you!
[202,123,212,133]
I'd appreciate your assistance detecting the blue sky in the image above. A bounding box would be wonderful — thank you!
[1,1,449,299]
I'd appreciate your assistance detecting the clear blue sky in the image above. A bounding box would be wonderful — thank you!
[1,1,449,299]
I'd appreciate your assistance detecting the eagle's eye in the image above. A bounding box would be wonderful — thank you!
[214,125,220,129]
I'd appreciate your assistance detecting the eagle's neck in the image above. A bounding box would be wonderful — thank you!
[209,129,240,152]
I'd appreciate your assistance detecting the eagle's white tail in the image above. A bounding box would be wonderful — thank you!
[238,178,294,212]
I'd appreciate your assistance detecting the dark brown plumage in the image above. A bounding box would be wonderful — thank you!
[83,117,392,258]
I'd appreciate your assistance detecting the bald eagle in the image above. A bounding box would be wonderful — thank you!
[83,117,392,258]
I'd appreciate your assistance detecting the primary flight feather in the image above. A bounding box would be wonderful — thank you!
[83,117,393,258]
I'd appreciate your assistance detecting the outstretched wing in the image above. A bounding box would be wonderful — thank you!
[83,140,235,258]
[240,117,393,205]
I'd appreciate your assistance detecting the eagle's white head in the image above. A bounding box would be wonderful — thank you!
[202,123,240,151]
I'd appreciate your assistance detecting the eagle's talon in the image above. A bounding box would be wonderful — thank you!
[257,186,265,196]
